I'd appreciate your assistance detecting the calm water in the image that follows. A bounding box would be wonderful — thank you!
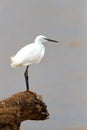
[0,1,87,130]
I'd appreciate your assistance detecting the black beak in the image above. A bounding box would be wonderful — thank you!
[44,38,58,43]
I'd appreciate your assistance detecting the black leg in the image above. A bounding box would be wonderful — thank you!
[24,66,29,91]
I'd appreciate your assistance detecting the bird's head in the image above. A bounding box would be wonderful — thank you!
[35,35,58,44]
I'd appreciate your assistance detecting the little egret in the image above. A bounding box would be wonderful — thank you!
[10,35,58,91]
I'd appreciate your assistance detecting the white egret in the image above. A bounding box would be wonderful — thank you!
[10,35,58,91]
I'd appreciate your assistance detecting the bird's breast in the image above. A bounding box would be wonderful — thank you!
[33,44,45,64]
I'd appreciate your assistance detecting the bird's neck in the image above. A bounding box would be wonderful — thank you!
[35,41,43,45]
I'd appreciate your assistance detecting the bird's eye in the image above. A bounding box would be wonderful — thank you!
[43,38,47,40]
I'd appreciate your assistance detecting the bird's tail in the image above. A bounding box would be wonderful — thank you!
[10,57,16,68]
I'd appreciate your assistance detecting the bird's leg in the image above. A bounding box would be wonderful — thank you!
[24,65,29,91]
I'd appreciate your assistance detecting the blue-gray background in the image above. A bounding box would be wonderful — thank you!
[0,0,87,130]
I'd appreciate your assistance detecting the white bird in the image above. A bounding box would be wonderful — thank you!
[10,35,58,91]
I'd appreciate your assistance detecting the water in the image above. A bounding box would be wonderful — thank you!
[0,1,87,130]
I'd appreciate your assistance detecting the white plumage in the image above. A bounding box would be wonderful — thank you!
[11,42,45,67]
[10,35,58,90]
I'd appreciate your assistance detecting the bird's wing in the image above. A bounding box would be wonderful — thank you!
[12,43,42,66]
